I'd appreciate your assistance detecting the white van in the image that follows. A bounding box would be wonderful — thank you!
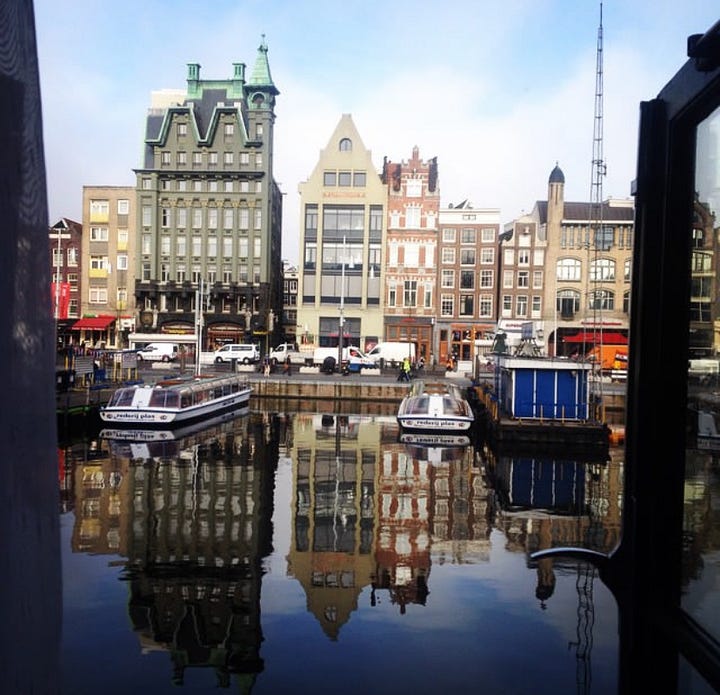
[136,342,179,362]
[365,341,416,366]
[213,343,260,364]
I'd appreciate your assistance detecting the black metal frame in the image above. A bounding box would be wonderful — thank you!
[534,19,720,693]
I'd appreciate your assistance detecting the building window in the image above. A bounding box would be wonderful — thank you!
[324,171,337,186]
[142,178,151,190]
[178,123,187,136]
[141,233,151,255]
[481,228,496,243]
[160,264,170,282]
[161,151,171,165]
[117,255,128,271]
[441,269,454,288]
[405,206,421,228]
[503,270,513,288]
[339,138,352,151]
[240,152,250,165]
[254,208,262,230]
[89,287,107,304]
[176,207,187,229]
[594,225,615,251]
[207,207,218,229]
[142,262,151,281]
[480,269,493,288]
[624,258,632,281]
[516,295,528,317]
[590,258,616,281]
[209,180,218,192]
[353,171,366,187]
[176,236,186,257]
[89,199,109,221]
[161,207,171,228]
[502,295,512,316]
[192,208,202,229]
[533,270,544,288]
[440,294,454,317]
[177,151,187,165]
[557,257,582,281]
[223,237,233,258]
[460,270,475,289]
[255,122,263,138]
[338,171,351,186]
[192,236,202,257]
[67,248,78,266]
[224,152,234,165]
[209,152,218,166]
[224,180,233,192]
[461,228,476,244]
[557,290,581,318]
[406,179,422,197]
[532,295,542,317]
[193,152,202,165]
[403,281,417,308]
[224,123,234,137]
[442,228,456,243]
[142,206,152,227]
[460,249,476,265]
[238,237,248,259]
[480,248,494,264]
[442,248,456,264]
[459,294,474,316]
[589,289,615,311]
[518,249,530,265]
[207,236,218,258]
[479,294,493,317]
[176,264,186,282]
[117,199,129,215]
[517,270,529,287]
[623,290,630,314]
[239,207,249,230]
[160,236,171,256]
[89,255,107,271]
[193,180,202,192]
[90,227,108,241]
[255,153,262,166]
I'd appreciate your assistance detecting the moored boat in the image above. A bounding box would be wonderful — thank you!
[396,380,474,434]
[100,373,252,426]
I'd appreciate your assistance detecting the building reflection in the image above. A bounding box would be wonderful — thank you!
[64,409,626,662]
[67,411,278,692]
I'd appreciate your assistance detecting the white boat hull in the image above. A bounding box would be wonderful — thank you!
[396,381,474,435]
[100,375,252,427]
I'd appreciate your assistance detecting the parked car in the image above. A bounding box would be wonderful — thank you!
[213,343,260,364]
[136,342,179,362]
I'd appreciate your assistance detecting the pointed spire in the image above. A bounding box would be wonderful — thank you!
[247,34,279,95]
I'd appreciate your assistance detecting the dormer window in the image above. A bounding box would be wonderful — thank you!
[339,138,352,152]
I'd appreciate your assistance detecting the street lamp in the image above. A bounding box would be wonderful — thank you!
[337,236,347,372]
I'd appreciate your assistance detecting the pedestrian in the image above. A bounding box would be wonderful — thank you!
[283,355,292,376]
[263,357,271,377]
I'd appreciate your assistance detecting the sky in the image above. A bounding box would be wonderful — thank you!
[34,0,720,264]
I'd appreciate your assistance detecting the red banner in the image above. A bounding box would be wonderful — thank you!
[51,282,71,319]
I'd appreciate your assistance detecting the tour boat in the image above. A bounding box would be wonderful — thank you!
[396,381,475,434]
[100,373,252,426]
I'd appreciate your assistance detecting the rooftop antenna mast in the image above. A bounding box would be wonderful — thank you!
[588,1,606,412]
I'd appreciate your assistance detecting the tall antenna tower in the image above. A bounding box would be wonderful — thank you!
[588,1,606,412]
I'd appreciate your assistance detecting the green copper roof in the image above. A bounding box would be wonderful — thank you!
[247,35,278,94]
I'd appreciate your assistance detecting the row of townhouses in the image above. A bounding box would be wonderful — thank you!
[47,40,718,364]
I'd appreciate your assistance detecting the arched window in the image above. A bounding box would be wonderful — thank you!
[556,289,580,318]
[623,290,630,313]
[588,289,615,310]
[339,138,352,152]
[624,258,632,282]
[590,258,616,281]
[556,257,581,281]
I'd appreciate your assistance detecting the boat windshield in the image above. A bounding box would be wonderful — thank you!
[107,388,135,407]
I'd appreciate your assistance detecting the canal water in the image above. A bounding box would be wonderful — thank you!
[58,406,622,695]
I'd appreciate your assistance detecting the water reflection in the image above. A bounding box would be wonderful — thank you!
[59,409,624,694]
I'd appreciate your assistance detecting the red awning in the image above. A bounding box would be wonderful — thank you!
[71,316,116,330]
[563,331,628,344]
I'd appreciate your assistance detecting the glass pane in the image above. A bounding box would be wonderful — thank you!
[684,105,720,640]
